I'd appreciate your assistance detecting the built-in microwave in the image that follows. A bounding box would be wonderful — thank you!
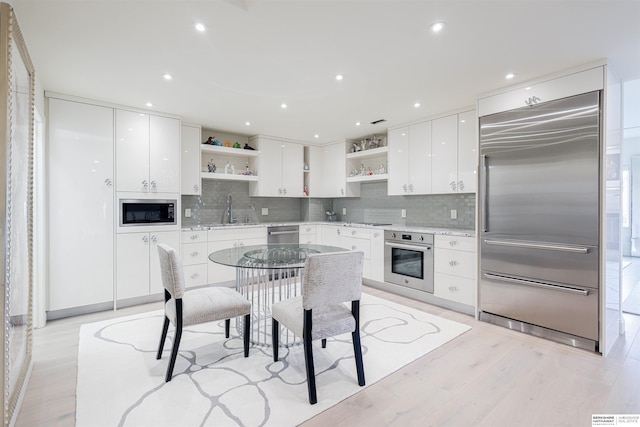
[119,199,176,227]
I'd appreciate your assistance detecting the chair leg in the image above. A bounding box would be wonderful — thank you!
[303,309,317,405]
[243,314,250,357]
[352,300,365,386]
[156,316,170,360]
[272,318,279,361]
[321,339,327,348]
[225,319,230,338]
[165,300,183,382]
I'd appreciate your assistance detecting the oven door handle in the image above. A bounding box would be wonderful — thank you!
[384,242,432,252]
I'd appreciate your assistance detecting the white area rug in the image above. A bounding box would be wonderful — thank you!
[76,293,470,427]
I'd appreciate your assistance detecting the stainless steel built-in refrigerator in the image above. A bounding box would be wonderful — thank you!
[478,91,601,352]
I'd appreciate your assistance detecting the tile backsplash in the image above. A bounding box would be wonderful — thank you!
[182,180,476,230]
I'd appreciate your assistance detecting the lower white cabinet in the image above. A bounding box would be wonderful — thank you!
[319,225,372,279]
[117,230,180,300]
[207,227,267,285]
[299,224,319,244]
[369,228,384,282]
[434,235,476,306]
[181,230,208,288]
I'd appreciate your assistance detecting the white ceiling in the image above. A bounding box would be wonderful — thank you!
[11,0,640,144]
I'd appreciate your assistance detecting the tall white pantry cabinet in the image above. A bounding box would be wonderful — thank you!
[48,95,182,314]
[48,97,115,312]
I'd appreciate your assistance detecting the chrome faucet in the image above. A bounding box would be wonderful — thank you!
[222,194,234,224]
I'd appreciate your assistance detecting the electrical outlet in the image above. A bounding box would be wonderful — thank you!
[185,208,191,218]
[450,209,458,220]
[261,207,268,216]
[401,209,406,218]
[343,207,347,215]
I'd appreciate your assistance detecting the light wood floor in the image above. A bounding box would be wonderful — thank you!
[15,286,640,427]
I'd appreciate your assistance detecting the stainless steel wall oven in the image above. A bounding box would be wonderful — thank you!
[384,230,434,292]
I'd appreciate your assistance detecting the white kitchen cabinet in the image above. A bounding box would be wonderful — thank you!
[434,235,476,306]
[207,227,267,284]
[431,115,459,194]
[322,141,360,197]
[299,224,319,244]
[319,225,371,278]
[116,110,180,193]
[457,110,477,193]
[320,225,344,247]
[249,136,304,197]
[388,122,431,195]
[48,97,115,311]
[369,228,385,282]
[181,230,208,288]
[181,124,202,195]
[116,230,180,300]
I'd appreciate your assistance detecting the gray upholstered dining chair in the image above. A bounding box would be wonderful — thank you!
[156,243,251,382]
[271,250,366,404]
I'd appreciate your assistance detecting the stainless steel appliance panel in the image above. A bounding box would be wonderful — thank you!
[119,199,176,226]
[384,230,434,293]
[480,273,599,341]
[481,239,599,289]
[479,91,601,346]
[480,91,600,246]
[267,225,300,245]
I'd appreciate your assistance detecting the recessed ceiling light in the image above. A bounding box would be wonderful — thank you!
[281,103,287,109]
[245,121,251,126]
[431,22,445,32]
[505,73,515,79]
[314,134,319,138]
[145,102,153,107]
[335,74,343,81]
[414,102,421,108]
[194,23,206,32]
[525,86,532,90]
[163,73,173,80]
[355,122,361,126]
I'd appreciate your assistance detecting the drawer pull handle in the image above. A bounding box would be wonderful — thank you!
[449,260,458,266]
[190,252,199,257]
[190,273,199,279]
[449,240,458,246]
[190,235,199,240]
[449,286,458,292]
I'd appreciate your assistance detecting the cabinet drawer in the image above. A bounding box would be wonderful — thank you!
[183,264,208,288]
[208,227,266,242]
[182,230,207,243]
[181,242,208,265]
[300,224,317,235]
[434,273,475,306]
[341,236,371,259]
[340,227,371,240]
[434,248,477,279]
[435,235,476,252]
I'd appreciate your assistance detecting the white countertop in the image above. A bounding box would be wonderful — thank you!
[182,221,475,237]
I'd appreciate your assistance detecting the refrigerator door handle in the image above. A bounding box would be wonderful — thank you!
[483,239,590,254]
[481,155,488,232]
[484,273,590,296]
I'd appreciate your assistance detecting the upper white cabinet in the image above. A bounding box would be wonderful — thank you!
[249,136,304,197]
[388,121,431,195]
[390,110,476,195]
[48,97,115,311]
[431,114,459,194]
[323,141,360,198]
[116,110,180,193]
[181,124,201,195]
[457,110,477,193]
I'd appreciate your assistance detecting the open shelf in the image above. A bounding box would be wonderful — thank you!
[347,173,388,183]
[201,172,259,182]
[201,144,259,157]
[346,146,388,160]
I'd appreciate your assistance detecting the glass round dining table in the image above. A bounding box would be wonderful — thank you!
[208,243,348,347]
